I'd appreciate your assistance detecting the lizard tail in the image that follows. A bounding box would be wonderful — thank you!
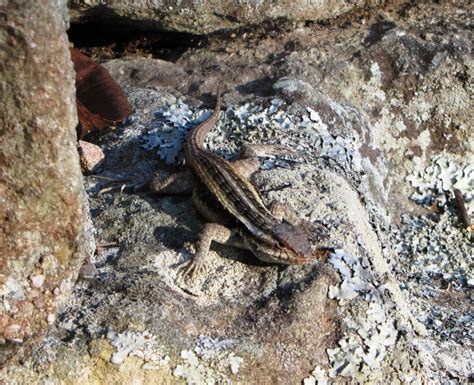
[188,83,223,149]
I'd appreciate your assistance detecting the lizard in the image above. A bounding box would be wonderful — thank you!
[150,84,331,279]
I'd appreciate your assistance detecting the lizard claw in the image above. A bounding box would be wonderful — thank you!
[301,221,330,243]
[176,257,204,283]
[312,246,334,261]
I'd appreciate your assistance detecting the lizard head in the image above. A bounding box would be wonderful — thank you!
[243,222,332,265]
[271,222,314,263]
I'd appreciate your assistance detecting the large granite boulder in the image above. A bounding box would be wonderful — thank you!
[1,84,431,383]
[0,0,87,365]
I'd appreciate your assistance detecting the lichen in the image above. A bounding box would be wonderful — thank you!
[173,335,243,385]
[138,93,362,178]
[303,365,328,385]
[107,329,156,365]
[326,249,404,382]
[406,155,473,214]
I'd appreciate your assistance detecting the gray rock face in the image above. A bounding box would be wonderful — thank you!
[68,0,381,34]
[1,85,430,383]
[0,0,86,365]
[2,1,471,383]
[96,1,472,220]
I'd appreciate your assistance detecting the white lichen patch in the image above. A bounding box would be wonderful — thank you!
[1,277,24,299]
[107,329,157,365]
[327,249,400,381]
[301,107,363,173]
[397,125,473,383]
[391,211,473,355]
[129,338,171,371]
[303,365,328,385]
[139,95,363,175]
[406,155,474,214]
[141,99,212,164]
[360,61,386,103]
[173,335,243,385]
[228,353,243,374]
[328,249,374,304]
[395,212,472,282]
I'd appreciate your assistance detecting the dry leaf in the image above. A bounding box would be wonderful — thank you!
[71,48,132,138]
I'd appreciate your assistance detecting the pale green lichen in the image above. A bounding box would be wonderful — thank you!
[303,365,328,385]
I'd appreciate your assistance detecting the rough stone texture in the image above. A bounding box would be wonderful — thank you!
[98,0,472,219]
[68,0,384,34]
[78,140,105,173]
[0,0,86,365]
[2,1,471,383]
[1,85,432,383]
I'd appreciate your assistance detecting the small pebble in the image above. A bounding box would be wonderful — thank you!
[78,140,105,173]
[30,274,45,288]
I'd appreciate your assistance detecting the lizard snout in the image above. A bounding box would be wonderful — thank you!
[272,222,314,259]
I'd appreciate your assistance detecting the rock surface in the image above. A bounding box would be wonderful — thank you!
[0,0,87,365]
[1,85,431,384]
[99,0,472,220]
[68,0,382,34]
[2,1,472,384]
[78,140,105,173]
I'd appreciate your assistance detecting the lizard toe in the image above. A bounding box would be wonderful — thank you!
[176,258,204,283]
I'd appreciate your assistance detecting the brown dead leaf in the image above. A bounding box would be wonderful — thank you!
[71,48,132,138]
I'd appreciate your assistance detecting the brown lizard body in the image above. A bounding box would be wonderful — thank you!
[151,85,330,278]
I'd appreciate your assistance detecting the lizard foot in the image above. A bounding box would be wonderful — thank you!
[176,257,204,283]
[312,246,334,261]
[303,221,330,243]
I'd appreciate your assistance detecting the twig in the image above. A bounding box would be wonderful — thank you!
[97,183,146,195]
[453,189,472,232]
[89,175,130,182]
[95,241,118,254]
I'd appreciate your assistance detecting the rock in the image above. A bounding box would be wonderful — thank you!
[103,58,187,91]
[68,0,380,34]
[2,1,471,383]
[0,0,86,365]
[272,4,472,219]
[99,2,472,220]
[273,77,315,100]
[78,140,105,172]
[1,85,431,383]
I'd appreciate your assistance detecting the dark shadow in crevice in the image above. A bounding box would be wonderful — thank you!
[68,20,208,62]
[236,77,277,97]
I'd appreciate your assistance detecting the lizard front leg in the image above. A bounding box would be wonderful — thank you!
[269,201,329,243]
[149,170,194,194]
[231,144,300,178]
[178,223,235,281]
